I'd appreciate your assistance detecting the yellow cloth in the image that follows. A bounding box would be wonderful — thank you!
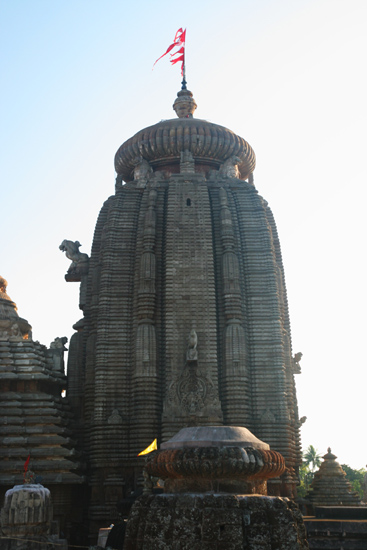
[138,438,158,456]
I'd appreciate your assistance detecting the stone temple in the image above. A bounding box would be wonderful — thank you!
[1,87,304,542]
[63,87,303,534]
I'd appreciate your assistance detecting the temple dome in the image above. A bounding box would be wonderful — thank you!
[114,90,256,182]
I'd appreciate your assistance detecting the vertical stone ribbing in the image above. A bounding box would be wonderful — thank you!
[83,196,114,455]
[216,186,251,425]
[231,185,293,488]
[264,204,301,477]
[130,187,160,456]
[90,187,142,460]
[85,186,143,533]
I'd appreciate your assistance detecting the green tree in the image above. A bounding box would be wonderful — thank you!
[303,445,322,472]
[341,464,367,500]
[298,445,322,498]
[298,462,314,498]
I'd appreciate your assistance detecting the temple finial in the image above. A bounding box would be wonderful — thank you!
[173,89,197,118]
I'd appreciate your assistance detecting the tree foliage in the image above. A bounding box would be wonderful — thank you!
[341,464,367,501]
[298,462,313,498]
[298,445,322,498]
[303,445,322,472]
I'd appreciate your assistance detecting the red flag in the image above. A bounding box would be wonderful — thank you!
[24,455,30,474]
[170,55,184,66]
[153,28,186,76]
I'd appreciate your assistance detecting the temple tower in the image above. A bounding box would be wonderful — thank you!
[65,89,302,532]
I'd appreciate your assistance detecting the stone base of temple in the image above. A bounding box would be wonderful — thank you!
[123,493,308,549]
[304,517,367,549]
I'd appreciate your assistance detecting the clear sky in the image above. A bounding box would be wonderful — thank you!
[1,0,366,468]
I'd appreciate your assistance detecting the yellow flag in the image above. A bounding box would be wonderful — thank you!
[137,438,158,456]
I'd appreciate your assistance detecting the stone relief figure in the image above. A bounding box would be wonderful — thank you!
[292,352,303,374]
[107,408,123,425]
[219,156,241,179]
[186,329,198,362]
[10,323,23,340]
[181,149,194,163]
[132,156,153,185]
[59,240,89,274]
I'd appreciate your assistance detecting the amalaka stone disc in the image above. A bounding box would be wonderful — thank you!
[160,425,270,450]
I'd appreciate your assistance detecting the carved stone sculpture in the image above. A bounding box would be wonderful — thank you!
[132,156,153,186]
[219,155,241,178]
[180,149,195,174]
[59,239,89,275]
[292,351,303,374]
[48,336,68,373]
[186,328,198,362]
[50,336,68,350]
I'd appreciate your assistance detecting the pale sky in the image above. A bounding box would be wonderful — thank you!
[1,0,366,469]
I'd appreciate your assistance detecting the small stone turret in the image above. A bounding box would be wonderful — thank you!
[1,483,53,539]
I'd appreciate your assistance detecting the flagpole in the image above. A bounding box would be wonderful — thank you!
[181,31,187,90]
[181,61,187,90]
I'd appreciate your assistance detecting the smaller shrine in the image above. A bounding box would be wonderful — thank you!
[0,469,67,550]
[303,449,367,548]
[306,448,362,508]
[0,277,85,542]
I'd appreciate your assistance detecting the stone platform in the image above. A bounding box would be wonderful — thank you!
[124,493,308,550]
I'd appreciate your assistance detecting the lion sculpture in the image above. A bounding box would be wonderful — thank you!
[59,240,89,273]
[219,156,241,179]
